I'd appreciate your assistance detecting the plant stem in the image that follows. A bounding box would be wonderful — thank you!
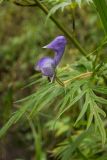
[90,62,104,82]
[92,37,106,69]
[13,2,37,7]
[71,7,76,35]
[34,0,89,58]
[64,71,92,85]
[92,50,99,69]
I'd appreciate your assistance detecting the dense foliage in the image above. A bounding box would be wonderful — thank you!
[0,0,107,159]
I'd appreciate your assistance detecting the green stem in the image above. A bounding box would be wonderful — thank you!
[34,0,89,58]
[92,50,99,69]
[91,61,104,80]
[92,37,107,69]
[71,8,76,33]
[93,0,107,35]
[14,2,37,7]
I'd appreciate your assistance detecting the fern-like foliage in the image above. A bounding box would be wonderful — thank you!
[0,58,107,148]
[45,0,93,19]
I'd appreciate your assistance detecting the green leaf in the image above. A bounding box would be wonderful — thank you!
[87,110,94,129]
[93,0,107,35]
[56,89,86,121]
[94,109,106,145]
[89,91,106,144]
[0,114,16,138]
[75,93,89,125]
[94,96,107,105]
[93,86,107,94]
[58,128,92,160]
[46,1,71,20]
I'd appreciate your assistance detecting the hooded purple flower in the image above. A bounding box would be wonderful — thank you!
[34,36,67,82]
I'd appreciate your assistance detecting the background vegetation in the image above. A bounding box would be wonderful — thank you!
[0,0,107,160]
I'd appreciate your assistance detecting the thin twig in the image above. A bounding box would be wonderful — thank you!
[14,2,37,7]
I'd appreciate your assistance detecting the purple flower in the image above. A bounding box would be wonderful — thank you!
[34,36,67,82]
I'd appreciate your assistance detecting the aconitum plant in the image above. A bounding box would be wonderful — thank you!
[1,0,107,160]
[34,36,67,82]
